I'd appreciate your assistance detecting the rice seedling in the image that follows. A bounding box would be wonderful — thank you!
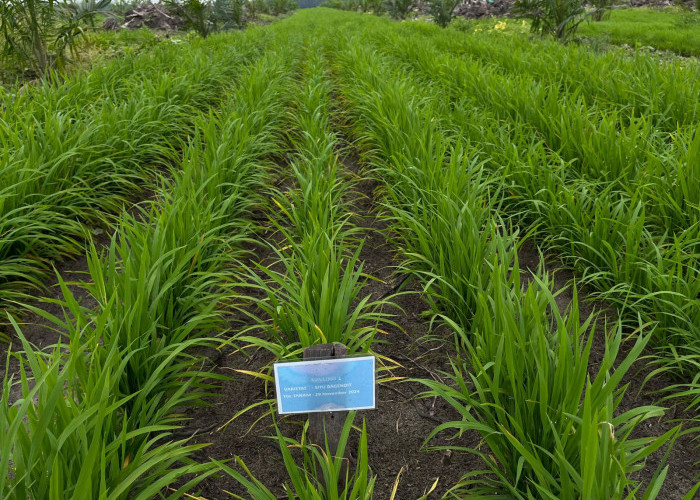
[2,9,698,498]
[419,261,679,499]
[0,320,219,499]
[390,17,700,129]
[220,412,418,500]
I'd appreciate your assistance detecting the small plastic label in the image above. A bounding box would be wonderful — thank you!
[274,356,376,414]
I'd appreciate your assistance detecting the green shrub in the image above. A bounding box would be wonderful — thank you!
[265,0,297,15]
[213,0,246,29]
[166,0,245,38]
[246,0,269,17]
[367,0,385,13]
[386,0,413,19]
[429,0,460,27]
[0,0,111,76]
[320,0,347,8]
[512,0,586,39]
[449,16,474,31]
[167,0,215,37]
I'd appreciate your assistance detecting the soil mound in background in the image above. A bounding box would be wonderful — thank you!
[454,0,514,18]
[122,2,184,30]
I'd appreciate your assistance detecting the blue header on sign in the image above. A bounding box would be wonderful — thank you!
[274,356,375,414]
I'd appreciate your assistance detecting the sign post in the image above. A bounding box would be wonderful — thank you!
[304,343,347,458]
[273,342,376,472]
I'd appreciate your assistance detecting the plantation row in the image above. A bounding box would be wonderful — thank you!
[1,8,699,499]
[344,17,700,399]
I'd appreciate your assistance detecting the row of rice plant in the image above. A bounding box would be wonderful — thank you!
[326,16,681,498]
[224,412,396,500]
[0,28,273,322]
[223,36,397,498]
[235,39,394,360]
[373,27,697,234]
[340,13,699,427]
[0,37,299,498]
[391,19,700,131]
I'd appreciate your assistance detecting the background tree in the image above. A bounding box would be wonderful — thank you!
[265,0,297,15]
[167,0,246,38]
[589,0,613,21]
[512,0,586,39]
[429,0,460,27]
[386,0,413,19]
[213,0,245,29]
[246,0,268,18]
[0,0,111,76]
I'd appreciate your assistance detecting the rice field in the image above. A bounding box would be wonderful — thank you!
[1,8,699,500]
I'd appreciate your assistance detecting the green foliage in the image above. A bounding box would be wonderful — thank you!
[0,27,298,499]
[0,0,111,76]
[236,50,394,359]
[221,414,391,499]
[328,14,692,495]
[421,265,678,498]
[0,326,219,500]
[167,0,246,38]
[168,0,214,37]
[320,0,347,7]
[449,16,474,31]
[589,0,612,22]
[512,0,586,39]
[386,0,413,19]
[359,0,384,12]
[214,0,246,29]
[1,10,698,498]
[578,7,700,55]
[0,31,263,320]
[265,0,298,15]
[428,0,459,27]
[246,0,269,17]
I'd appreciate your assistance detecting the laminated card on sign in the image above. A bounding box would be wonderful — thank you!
[274,356,375,415]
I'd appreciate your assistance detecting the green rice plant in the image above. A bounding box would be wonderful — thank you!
[378,146,516,330]
[388,18,700,129]
[324,21,685,495]
[375,33,686,203]
[79,46,294,395]
[219,413,373,499]
[241,242,390,358]
[419,260,679,498]
[234,49,394,359]
[220,412,432,499]
[578,7,700,56]
[348,21,700,395]
[1,38,298,497]
[331,39,516,332]
[521,174,700,374]
[0,323,218,499]
[0,32,272,320]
